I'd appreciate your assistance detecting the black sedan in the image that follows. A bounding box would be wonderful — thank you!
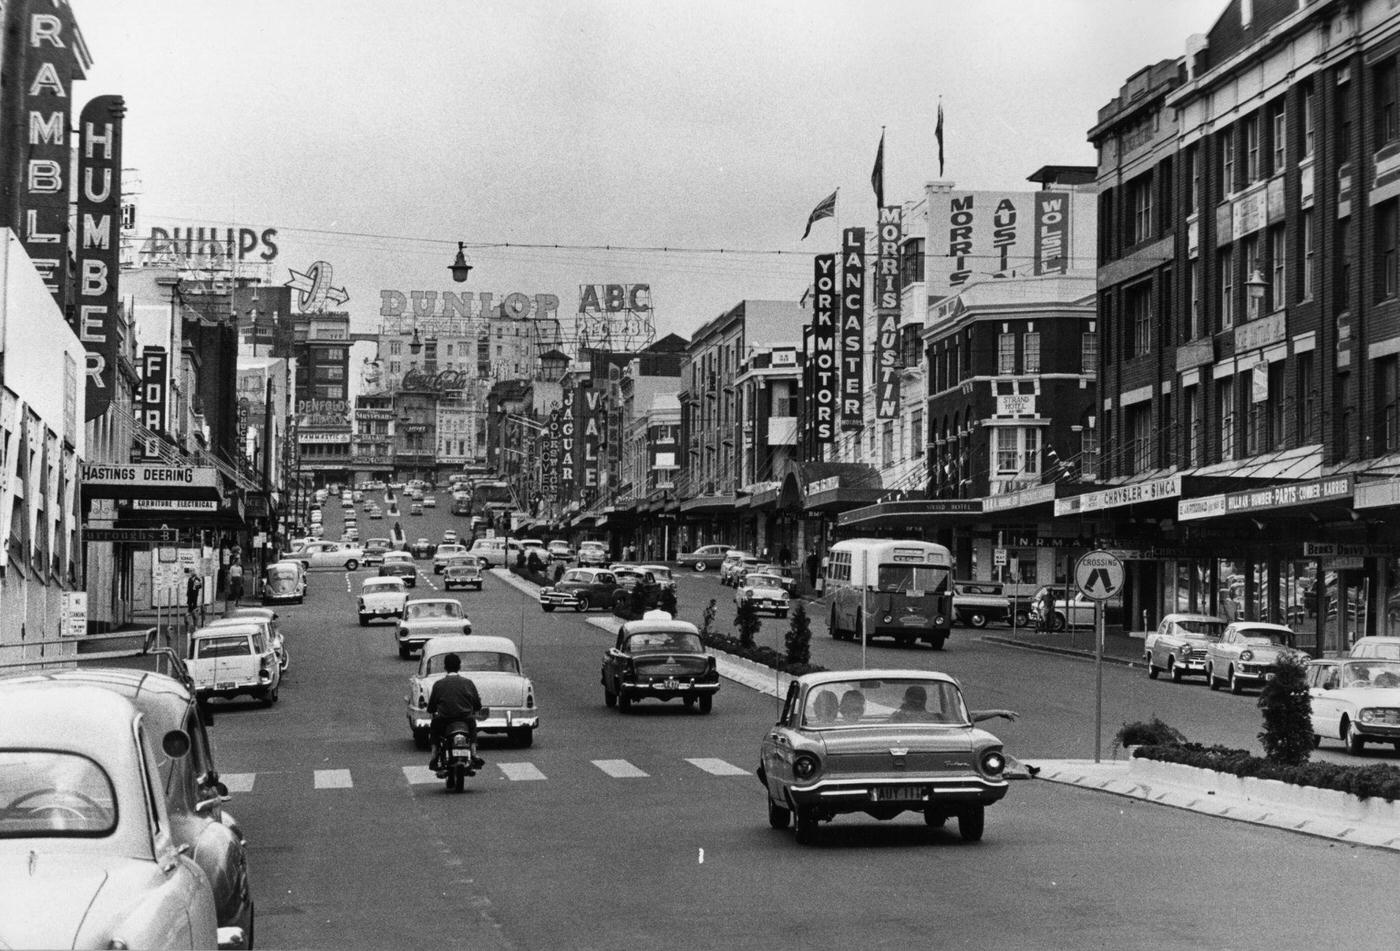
[378,558,418,587]
[409,538,435,559]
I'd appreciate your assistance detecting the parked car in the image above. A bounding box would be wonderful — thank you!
[1205,622,1304,693]
[735,570,791,617]
[0,684,227,950]
[757,670,1011,845]
[405,635,538,748]
[396,598,472,659]
[410,537,435,559]
[754,563,797,594]
[1350,636,1400,660]
[547,540,574,561]
[433,543,468,574]
[362,540,391,567]
[1306,657,1400,753]
[443,555,486,591]
[678,543,731,572]
[296,539,364,571]
[367,506,384,520]
[359,576,409,625]
[952,580,1015,629]
[1143,613,1227,682]
[186,622,282,705]
[468,537,506,567]
[577,540,609,567]
[639,563,677,593]
[540,567,624,613]
[262,559,306,605]
[601,615,718,713]
[719,551,758,586]
[1,657,253,949]
[1030,587,1099,631]
[379,551,418,587]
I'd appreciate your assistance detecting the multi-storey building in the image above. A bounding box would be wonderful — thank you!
[1089,0,1400,645]
[731,344,803,559]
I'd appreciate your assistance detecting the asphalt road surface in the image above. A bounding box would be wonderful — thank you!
[205,498,1398,950]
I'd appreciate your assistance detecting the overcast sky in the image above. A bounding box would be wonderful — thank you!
[77,0,1227,343]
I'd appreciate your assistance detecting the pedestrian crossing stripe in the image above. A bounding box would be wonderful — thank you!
[592,759,648,778]
[228,757,750,789]
[223,773,256,792]
[686,757,749,776]
[314,769,353,789]
[498,762,546,781]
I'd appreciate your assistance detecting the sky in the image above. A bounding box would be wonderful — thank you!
[75,0,1228,345]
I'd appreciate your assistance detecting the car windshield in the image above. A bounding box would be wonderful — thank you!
[192,634,252,658]
[876,564,950,595]
[267,565,298,580]
[363,580,403,594]
[625,631,703,653]
[646,567,672,580]
[1236,628,1291,646]
[801,678,969,727]
[1339,661,1400,689]
[406,602,462,620]
[745,574,781,587]
[1354,641,1400,660]
[1175,619,1225,636]
[424,651,519,675]
[0,751,117,837]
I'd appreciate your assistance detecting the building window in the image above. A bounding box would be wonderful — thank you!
[1301,211,1315,301]
[1268,98,1285,175]
[995,428,1019,475]
[1338,78,1354,158]
[1126,282,1152,358]
[1080,426,1099,481]
[899,237,925,287]
[1024,429,1039,474]
[1218,377,1235,462]
[1219,126,1235,196]
[1242,234,1261,318]
[1128,404,1151,473]
[998,333,1016,375]
[881,421,894,468]
[1187,144,1200,215]
[1022,332,1040,374]
[1337,220,1352,312]
[1188,259,1201,339]
[911,409,924,459]
[1129,173,1153,244]
[389,360,401,376]
[1298,351,1317,444]
[1268,225,1286,312]
[1243,112,1260,183]
[1379,58,1398,145]
[1379,201,1398,301]
[1081,332,1098,374]
[1246,367,1267,456]
[389,341,402,356]
[1380,357,1400,454]
[1219,247,1235,329]
[1301,81,1316,158]
[1185,386,1202,467]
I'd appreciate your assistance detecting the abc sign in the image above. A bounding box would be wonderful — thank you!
[578,284,651,313]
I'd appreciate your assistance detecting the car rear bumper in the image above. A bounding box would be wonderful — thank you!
[620,678,720,698]
[786,775,1009,811]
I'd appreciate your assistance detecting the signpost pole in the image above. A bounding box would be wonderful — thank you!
[1074,549,1122,765]
[1094,600,1104,764]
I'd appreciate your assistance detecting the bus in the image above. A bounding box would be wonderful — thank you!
[824,538,954,650]
[469,480,515,523]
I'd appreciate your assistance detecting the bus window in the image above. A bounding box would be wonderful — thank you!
[877,563,949,595]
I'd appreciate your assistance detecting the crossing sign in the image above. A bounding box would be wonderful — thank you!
[1075,549,1123,601]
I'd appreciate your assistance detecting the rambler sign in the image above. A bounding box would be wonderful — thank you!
[1054,475,1181,516]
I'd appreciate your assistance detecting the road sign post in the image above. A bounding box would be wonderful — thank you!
[1075,550,1124,764]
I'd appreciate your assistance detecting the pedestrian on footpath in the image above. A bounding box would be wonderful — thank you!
[185,569,203,624]
[227,560,244,606]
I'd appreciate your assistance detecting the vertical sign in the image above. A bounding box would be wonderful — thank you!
[77,95,124,420]
[875,207,903,418]
[16,0,84,304]
[546,407,561,500]
[578,382,600,502]
[1033,191,1071,275]
[840,227,866,431]
[558,387,575,502]
[140,346,168,437]
[801,322,814,458]
[811,255,838,445]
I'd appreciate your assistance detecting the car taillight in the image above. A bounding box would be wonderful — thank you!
[934,616,945,627]
[464,622,473,634]
[980,749,1006,776]
[792,753,820,780]
[882,613,893,623]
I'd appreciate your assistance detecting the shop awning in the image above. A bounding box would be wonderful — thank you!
[680,494,736,515]
[838,498,983,529]
[1184,444,1323,482]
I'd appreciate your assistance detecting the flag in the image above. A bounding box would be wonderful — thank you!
[871,129,884,209]
[935,101,945,177]
[801,189,837,240]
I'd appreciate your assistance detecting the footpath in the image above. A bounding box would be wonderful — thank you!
[493,567,1400,852]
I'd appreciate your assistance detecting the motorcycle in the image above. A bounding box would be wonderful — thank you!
[435,708,489,793]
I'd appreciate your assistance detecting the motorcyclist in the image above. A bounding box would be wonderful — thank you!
[426,652,485,774]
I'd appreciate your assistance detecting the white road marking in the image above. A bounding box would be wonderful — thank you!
[686,757,749,776]
[592,759,648,778]
[401,765,438,785]
[314,768,353,789]
[223,772,256,792]
[498,762,547,781]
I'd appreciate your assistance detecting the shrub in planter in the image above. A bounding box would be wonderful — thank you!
[1257,653,1312,766]
[784,602,812,667]
[734,598,761,648]
[1135,743,1400,802]
[1113,717,1187,751]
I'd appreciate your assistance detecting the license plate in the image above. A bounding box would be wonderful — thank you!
[451,748,473,760]
[872,785,927,802]
[663,677,681,690]
[216,682,236,691]
[1265,672,1276,681]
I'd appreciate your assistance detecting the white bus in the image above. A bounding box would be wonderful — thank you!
[824,538,955,650]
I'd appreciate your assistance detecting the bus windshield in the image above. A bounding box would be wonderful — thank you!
[877,563,949,595]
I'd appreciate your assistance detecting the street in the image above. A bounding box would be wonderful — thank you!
[206,501,1398,950]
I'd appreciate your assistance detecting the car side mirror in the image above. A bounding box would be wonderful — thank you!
[162,729,191,758]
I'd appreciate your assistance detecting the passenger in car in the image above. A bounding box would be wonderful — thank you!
[838,689,866,722]
[890,685,940,723]
[807,690,839,725]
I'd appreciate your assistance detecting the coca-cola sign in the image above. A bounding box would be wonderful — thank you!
[401,368,468,391]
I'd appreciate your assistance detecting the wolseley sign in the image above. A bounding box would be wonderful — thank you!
[1054,475,1181,516]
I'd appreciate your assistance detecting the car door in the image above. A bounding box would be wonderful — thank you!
[762,681,804,796]
[594,571,618,603]
[1307,662,1341,738]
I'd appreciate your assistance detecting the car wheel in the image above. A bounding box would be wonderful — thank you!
[1207,665,1219,690]
[575,595,591,613]
[345,559,359,571]
[693,561,706,572]
[958,806,985,842]
[413,729,430,751]
[509,727,533,748]
[1013,610,1031,628]
[931,635,947,652]
[829,607,841,640]
[793,807,818,845]
[359,614,369,627]
[1049,612,1067,633]
[542,605,555,613]
[767,797,791,830]
[778,610,789,619]
[698,694,713,714]
[604,687,616,708]
[398,644,411,660]
[968,612,988,629]
[1311,733,1322,749]
[617,690,631,712]
[1171,660,1185,683]
[1146,655,1160,679]
[1229,667,1243,694]
[1346,719,1366,754]
[923,808,946,827]
[262,684,278,707]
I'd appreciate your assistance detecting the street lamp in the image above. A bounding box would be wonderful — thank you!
[408,327,423,356]
[448,242,474,283]
[1246,268,1268,318]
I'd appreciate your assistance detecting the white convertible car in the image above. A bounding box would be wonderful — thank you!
[1306,657,1400,753]
[405,635,539,749]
